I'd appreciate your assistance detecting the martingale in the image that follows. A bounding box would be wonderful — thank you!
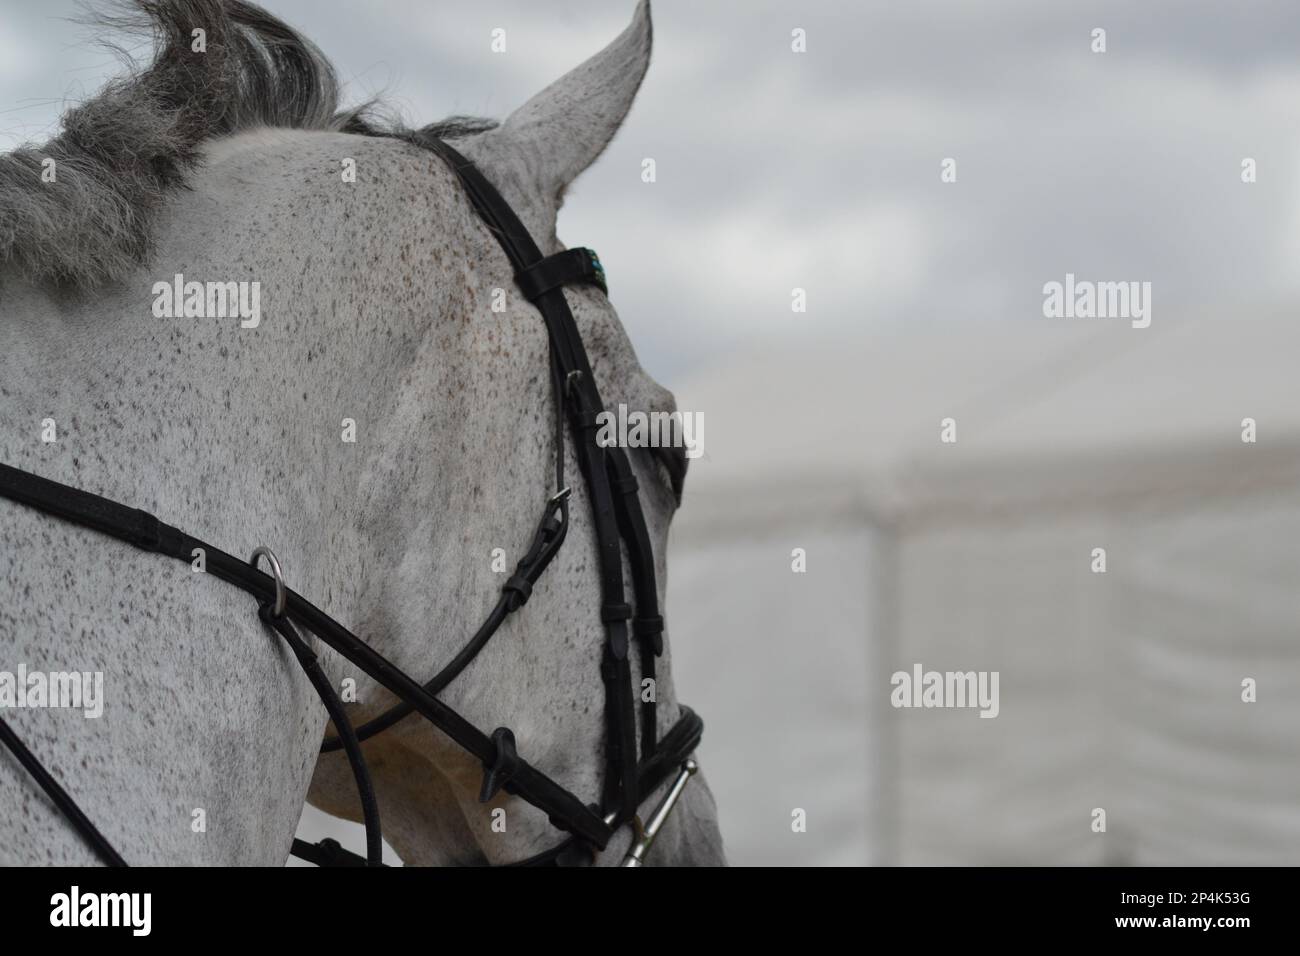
[0,132,703,868]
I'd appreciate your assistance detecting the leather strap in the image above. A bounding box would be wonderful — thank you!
[293,706,704,868]
[259,604,383,866]
[289,837,370,867]
[418,135,667,821]
[0,460,613,851]
[0,716,127,867]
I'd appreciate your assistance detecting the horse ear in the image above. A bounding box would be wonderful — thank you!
[499,0,652,196]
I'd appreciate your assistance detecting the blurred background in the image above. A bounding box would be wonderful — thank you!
[6,0,1300,865]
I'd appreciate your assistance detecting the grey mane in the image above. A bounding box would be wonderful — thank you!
[0,0,494,292]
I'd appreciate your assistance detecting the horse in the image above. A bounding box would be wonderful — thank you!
[0,0,724,866]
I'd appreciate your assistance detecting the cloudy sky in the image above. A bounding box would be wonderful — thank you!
[3,0,1300,383]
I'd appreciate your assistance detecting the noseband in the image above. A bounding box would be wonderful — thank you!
[0,135,703,867]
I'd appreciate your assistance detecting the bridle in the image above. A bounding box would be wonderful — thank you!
[0,134,704,867]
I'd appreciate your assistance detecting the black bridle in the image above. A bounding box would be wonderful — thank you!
[0,135,703,867]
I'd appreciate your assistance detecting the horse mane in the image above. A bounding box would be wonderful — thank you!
[0,0,495,292]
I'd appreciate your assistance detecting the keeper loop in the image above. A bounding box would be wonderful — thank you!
[633,615,664,636]
[634,615,665,655]
[478,727,521,803]
[503,574,533,608]
[602,603,633,623]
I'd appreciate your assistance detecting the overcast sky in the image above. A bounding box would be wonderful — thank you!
[3,0,1300,383]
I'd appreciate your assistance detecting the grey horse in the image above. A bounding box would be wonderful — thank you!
[0,0,724,866]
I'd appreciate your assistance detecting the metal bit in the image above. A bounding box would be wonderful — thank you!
[620,759,698,867]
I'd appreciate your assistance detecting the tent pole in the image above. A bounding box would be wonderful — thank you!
[870,514,902,866]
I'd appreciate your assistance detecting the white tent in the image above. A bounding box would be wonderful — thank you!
[667,308,1300,865]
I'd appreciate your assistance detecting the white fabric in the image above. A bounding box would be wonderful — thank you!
[669,307,1300,865]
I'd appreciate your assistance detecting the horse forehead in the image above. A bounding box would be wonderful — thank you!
[191,129,476,248]
[189,128,650,403]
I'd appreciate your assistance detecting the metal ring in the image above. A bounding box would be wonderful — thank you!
[249,546,287,619]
